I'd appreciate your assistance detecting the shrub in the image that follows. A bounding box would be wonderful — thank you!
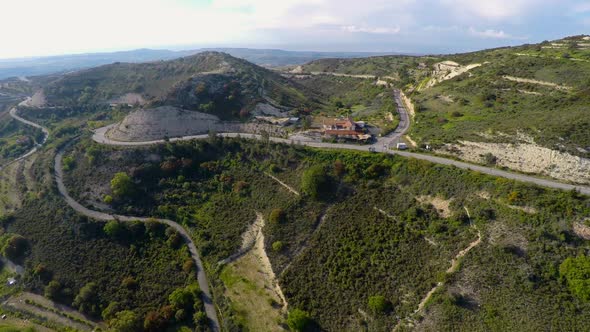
[144,310,168,332]
[182,259,195,274]
[104,220,128,239]
[269,209,286,225]
[272,241,285,252]
[62,155,75,171]
[482,153,497,166]
[2,234,29,261]
[103,195,113,204]
[368,295,392,314]
[102,301,120,321]
[560,256,590,301]
[193,311,208,327]
[121,276,138,289]
[301,165,332,200]
[110,172,135,198]
[287,309,312,331]
[109,310,139,332]
[73,282,99,315]
[44,280,62,300]
[507,191,523,204]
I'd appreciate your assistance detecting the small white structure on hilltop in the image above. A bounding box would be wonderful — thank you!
[6,277,16,286]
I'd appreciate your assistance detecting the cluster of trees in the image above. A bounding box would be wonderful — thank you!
[301,165,333,200]
[1,233,29,262]
[62,135,590,330]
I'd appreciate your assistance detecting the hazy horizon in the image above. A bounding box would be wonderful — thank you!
[2,0,589,60]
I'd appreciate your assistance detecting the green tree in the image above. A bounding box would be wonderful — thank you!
[143,310,168,331]
[560,256,590,301]
[110,172,135,198]
[193,311,208,327]
[272,241,285,252]
[73,282,99,315]
[103,195,113,204]
[287,309,312,331]
[104,220,128,239]
[368,295,392,314]
[109,310,139,332]
[2,234,29,261]
[269,208,286,225]
[301,165,332,200]
[44,280,61,300]
[169,288,194,311]
[102,301,121,321]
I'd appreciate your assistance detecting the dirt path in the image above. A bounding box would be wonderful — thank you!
[4,292,100,331]
[218,212,265,265]
[280,208,331,276]
[265,172,300,196]
[252,215,289,311]
[394,207,481,331]
[219,212,288,313]
[502,76,571,90]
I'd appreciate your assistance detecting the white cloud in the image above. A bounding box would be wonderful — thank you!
[468,27,526,40]
[0,0,416,58]
[422,25,459,32]
[341,25,401,34]
[574,2,590,12]
[440,0,547,20]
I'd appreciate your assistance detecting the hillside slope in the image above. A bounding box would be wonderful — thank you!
[296,35,590,182]
[43,52,322,119]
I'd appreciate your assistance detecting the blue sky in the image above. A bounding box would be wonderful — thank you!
[1,0,589,58]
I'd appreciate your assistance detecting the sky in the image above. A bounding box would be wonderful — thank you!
[1,0,589,59]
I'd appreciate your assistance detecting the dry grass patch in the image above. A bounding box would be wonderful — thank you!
[0,162,23,213]
[220,215,286,331]
[416,195,452,218]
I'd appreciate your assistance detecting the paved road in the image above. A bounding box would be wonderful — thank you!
[9,106,220,331]
[9,90,590,332]
[0,104,50,171]
[92,92,590,196]
[54,145,220,331]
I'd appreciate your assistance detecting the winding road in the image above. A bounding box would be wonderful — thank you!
[5,88,590,332]
[92,92,590,195]
[7,105,221,331]
[54,145,220,330]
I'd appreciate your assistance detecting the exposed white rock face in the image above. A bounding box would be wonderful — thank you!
[107,106,287,142]
[423,61,483,89]
[574,222,590,240]
[108,106,221,141]
[437,141,590,184]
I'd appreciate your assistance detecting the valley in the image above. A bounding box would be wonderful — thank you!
[0,35,589,332]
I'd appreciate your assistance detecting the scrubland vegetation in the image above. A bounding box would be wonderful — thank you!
[63,136,590,331]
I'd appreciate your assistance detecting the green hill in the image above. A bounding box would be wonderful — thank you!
[297,36,590,157]
[43,52,323,119]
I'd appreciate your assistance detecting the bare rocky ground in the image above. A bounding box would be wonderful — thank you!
[416,195,452,218]
[106,106,287,141]
[423,61,484,89]
[108,93,146,105]
[574,221,590,240]
[437,140,590,184]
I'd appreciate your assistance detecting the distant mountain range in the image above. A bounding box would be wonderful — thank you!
[0,48,402,80]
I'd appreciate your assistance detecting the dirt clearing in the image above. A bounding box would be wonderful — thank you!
[220,214,287,331]
[416,195,452,218]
